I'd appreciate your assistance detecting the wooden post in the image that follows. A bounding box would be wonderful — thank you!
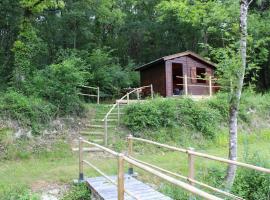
[78,137,84,182]
[188,147,195,185]
[97,87,100,104]
[150,84,154,99]
[117,102,120,126]
[127,93,130,104]
[127,134,134,175]
[104,117,108,146]
[188,147,195,200]
[209,76,212,97]
[184,74,188,96]
[136,89,139,100]
[117,153,125,200]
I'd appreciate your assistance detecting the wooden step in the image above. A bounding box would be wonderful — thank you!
[92,139,103,143]
[87,125,104,128]
[72,147,104,152]
[80,131,104,136]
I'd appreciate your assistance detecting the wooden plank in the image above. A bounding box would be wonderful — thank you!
[86,175,172,200]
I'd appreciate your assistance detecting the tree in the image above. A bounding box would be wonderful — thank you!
[225,0,254,190]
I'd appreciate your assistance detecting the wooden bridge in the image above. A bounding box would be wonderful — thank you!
[76,136,270,200]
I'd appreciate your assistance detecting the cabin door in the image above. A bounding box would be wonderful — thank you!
[172,63,183,95]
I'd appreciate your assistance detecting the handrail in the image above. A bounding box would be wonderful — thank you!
[78,138,222,200]
[128,136,270,174]
[129,156,243,200]
[176,76,218,81]
[101,85,154,146]
[78,85,100,104]
[123,156,222,200]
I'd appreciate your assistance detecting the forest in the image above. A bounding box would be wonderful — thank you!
[0,0,270,200]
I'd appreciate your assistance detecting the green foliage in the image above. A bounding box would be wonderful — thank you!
[232,155,270,199]
[123,98,221,139]
[0,186,40,200]
[123,92,270,140]
[160,184,189,200]
[30,58,85,115]
[0,91,55,133]
[61,184,91,200]
[85,48,138,98]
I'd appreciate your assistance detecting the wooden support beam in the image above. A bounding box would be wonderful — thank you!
[118,154,125,200]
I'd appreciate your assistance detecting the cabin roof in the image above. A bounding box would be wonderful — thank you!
[135,51,216,71]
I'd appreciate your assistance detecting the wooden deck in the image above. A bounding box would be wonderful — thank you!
[86,175,172,200]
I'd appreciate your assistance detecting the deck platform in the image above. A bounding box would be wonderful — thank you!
[86,175,172,200]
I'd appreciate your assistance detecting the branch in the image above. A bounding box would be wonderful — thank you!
[248,0,254,6]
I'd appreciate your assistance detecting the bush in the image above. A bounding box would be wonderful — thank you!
[0,91,55,133]
[31,58,85,115]
[0,186,40,200]
[232,155,270,199]
[123,98,221,138]
[61,184,91,200]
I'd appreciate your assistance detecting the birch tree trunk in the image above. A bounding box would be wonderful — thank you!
[225,0,250,190]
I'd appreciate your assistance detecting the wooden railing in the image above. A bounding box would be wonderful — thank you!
[78,137,223,200]
[78,85,100,104]
[127,135,270,200]
[176,75,221,97]
[102,85,153,146]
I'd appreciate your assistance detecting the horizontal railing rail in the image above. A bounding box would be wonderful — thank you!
[78,138,222,200]
[78,85,100,104]
[101,85,153,146]
[128,136,270,174]
[126,135,270,199]
[175,75,223,96]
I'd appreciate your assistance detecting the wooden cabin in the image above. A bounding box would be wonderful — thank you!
[135,51,217,97]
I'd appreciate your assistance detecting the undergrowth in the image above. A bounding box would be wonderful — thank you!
[123,91,270,141]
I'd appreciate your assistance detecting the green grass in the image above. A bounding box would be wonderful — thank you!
[0,129,269,195]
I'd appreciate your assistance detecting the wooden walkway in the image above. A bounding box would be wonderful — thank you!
[86,175,172,200]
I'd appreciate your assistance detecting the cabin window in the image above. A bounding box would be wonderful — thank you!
[196,67,206,83]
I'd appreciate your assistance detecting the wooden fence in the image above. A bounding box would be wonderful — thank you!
[78,137,223,200]
[78,85,100,104]
[126,135,270,199]
[176,75,221,97]
[102,85,153,146]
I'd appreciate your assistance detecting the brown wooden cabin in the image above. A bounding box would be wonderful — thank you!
[135,51,217,97]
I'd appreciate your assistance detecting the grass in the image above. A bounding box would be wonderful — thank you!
[0,129,269,197]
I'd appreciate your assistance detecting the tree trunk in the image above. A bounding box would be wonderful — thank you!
[225,0,249,190]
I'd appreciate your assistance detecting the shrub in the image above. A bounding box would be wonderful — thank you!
[123,98,221,138]
[0,90,55,133]
[31,58,85,115]
[0,186,40,200]
[61,184,91,200]
[232,155,270,199]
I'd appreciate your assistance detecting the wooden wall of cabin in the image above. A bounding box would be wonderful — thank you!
[165,56,214,96]
[140,63,166,96]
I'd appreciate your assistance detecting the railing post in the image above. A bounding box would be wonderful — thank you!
[117,102,120,126]
[78,137,84,182]
[150,84,154,99]
[188,147,195,200]
[118,153,125,200]
[188,147,195,185]
[127,134,133,175]
[97,87,100,104]
[184,74,188,96]
[209,76,212,97]
[136,89,139,100]
[127,93,130,104]
[104,117,108,146]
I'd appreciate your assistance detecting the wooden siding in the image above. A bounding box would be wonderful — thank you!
[140,63,166,96]
[165,55,214,96]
